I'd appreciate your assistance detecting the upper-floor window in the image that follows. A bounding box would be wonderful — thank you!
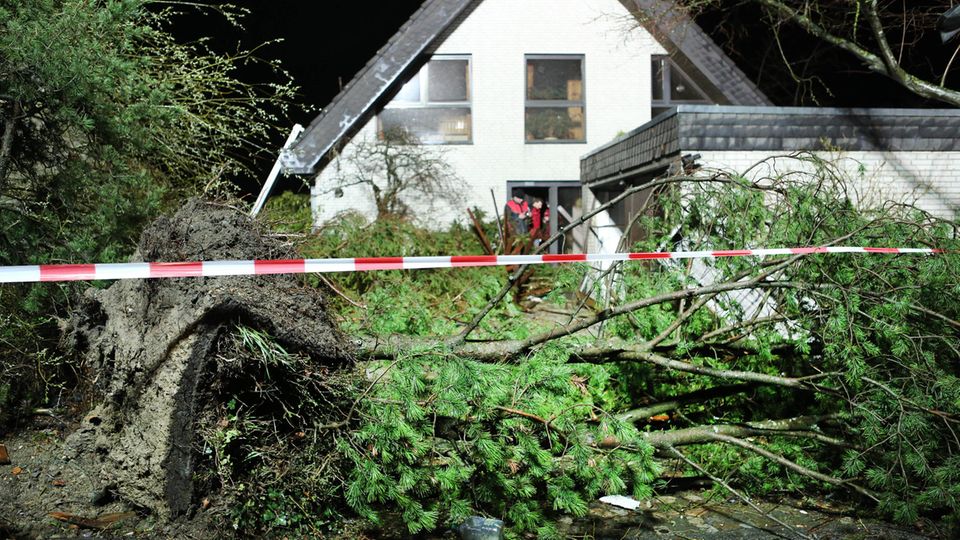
[650,55,712,117]
[379,55,472,143]
[525,55,585,143]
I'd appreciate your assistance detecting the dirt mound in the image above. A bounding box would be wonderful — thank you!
[52,199,352,519]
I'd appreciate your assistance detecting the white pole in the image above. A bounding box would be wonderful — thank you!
[250,123,305,217]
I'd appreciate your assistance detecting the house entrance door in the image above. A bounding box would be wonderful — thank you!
[505,181,583,254]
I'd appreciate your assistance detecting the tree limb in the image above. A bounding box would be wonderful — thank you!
[584,348,838,390]
[510,249,807,358]
[360,271,798,362]
[751,0,960,106]
[616,383,756,423]
[707,433,879,502]
[450,173,743,347]
[663,445,814,540]
[695,314,789,344]
[0,100,20,192]
[863,0,904,81]
[647,290,717,349]
[640,415,833,448]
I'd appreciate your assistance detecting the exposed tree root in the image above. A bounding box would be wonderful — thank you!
[63,200,351,517]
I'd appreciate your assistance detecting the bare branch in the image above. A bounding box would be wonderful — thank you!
[616,383,756,423]
[0,101,20,191]
[647,291,716,349]
[451,172,750,346]
[751,0,960,105]
[695,314,789,344]
[708,433,879,502]
[663,445,815,540]
[600,349,831,389]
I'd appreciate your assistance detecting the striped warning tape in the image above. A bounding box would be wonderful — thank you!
[0,246,947,284]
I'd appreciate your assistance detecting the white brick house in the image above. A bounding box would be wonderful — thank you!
[280,0,958,253]
[280,0,770,245]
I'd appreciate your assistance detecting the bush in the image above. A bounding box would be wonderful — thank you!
[0,0,296,426]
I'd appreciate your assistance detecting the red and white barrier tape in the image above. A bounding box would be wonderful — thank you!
[0,247,946,284]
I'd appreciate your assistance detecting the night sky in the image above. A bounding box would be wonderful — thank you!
[227,1,422,108]
[169,1,423,193]
[171,1,421,105]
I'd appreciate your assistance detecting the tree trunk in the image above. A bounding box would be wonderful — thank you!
[64,200,351,517]
[0,100,20,192]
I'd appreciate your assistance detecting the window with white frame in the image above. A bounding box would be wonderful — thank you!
[525,55,585,142]
[650,55,712,117]
[379,55,472,143]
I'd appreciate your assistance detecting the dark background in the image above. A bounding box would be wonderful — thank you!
[170,1,421,110]
[170,1,953,193]
[167,1,423,194]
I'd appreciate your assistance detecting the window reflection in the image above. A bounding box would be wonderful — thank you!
[380,56,472,144]
[380,108,472,144]
[525,56,585,142]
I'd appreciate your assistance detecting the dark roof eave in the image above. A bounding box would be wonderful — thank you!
[281,0,481,175]
[581,105,960,185]
[625,0,771,107]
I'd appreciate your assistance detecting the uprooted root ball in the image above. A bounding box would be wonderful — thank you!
[63,199,353,521]
[193,325,359,534]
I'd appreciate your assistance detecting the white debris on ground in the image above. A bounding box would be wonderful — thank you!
[599,494,642,510]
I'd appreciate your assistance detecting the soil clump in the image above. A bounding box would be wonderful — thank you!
[0,200,351,537]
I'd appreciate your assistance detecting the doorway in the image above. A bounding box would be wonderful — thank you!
[505,181,583,254]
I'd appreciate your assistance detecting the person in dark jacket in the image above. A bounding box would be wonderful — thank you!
[505,193,530,235]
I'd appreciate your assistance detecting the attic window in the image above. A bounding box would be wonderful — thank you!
[650,55,712,117]
[380,55,472,144]
[525,55,585,143]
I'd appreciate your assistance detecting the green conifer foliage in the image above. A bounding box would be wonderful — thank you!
[341,344,659,536]
[307,154,959,533]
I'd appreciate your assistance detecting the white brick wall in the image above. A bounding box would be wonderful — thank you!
[696,150,960,219]
[313,0,664,226]
[582,148,960,253]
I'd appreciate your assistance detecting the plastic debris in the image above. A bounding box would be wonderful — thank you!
[456,516,505,539]
[600,494,642,510]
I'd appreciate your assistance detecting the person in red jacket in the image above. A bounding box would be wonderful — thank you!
[505,193,530,235]
[530,198,550,246]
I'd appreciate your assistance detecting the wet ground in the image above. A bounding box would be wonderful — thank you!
[559,491,942,539]
[1,427,946,539]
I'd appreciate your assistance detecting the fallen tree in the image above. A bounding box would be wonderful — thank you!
[335,153,960,531]
[7,155,955,538]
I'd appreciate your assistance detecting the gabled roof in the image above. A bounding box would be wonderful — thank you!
[280,0,771,175]
[624,0,772,107]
